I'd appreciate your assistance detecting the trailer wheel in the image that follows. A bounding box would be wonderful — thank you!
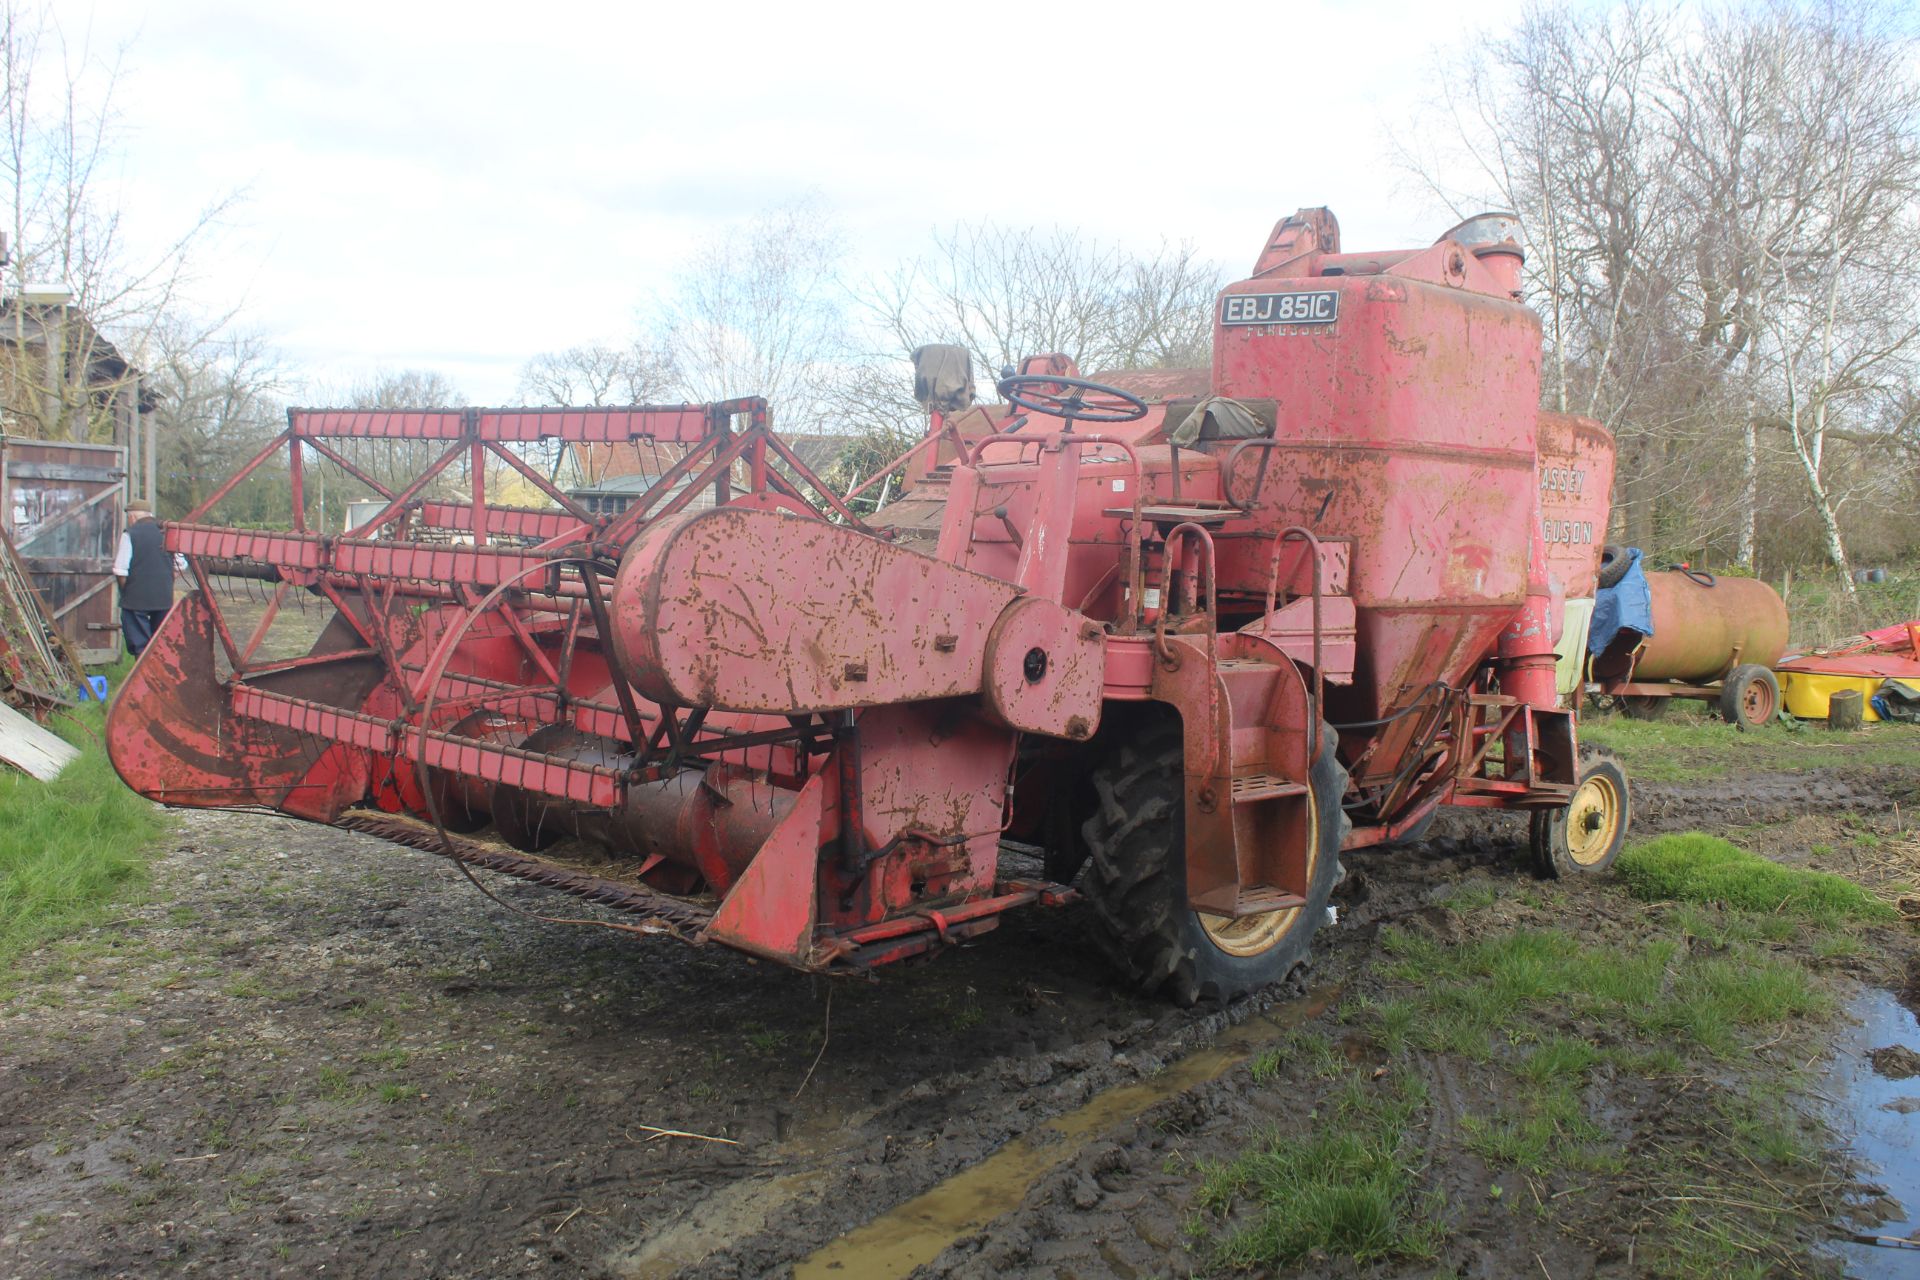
[1530,749,1629,878]
[1079,716,1350,1006]
[1719,664,1779,730]
[1616,695,1669,720]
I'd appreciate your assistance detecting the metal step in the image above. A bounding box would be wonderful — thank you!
[1236,885,1309,913]
[1195,883,1309,918]
[1229,773,1309,803]
[1103,503,1236,527]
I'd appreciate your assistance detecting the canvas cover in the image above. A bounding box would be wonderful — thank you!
[911,345,975,413]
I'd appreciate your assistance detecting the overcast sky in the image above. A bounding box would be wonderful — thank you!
[82,0,1529,403]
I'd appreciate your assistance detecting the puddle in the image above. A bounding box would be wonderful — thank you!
[1829,988,1920,1276]
[793,985,1339,1279]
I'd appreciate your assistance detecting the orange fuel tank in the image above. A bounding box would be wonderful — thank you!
[1608,573,1790,682]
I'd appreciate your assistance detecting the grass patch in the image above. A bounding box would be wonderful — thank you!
[1323,853,1864,1276]
[1582,709,1920,782]
[0,696,166,970]
[1249,1031,1346,1084]
[1378,924,1828,1061]
[1199,1074,1440,1268]
[1618,833,1894,923]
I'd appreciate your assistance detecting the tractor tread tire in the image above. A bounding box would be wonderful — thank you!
[1080,716,1350,1006]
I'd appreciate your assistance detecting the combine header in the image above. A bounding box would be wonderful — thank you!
[109,208,1629,1003]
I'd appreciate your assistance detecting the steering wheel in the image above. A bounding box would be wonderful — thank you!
[996,373,1148,426]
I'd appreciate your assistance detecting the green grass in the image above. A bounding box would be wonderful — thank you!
[1582,710,1920,782]
[1378,924,1830,1062]
[1200,1074,1440,1268]
[1249,1031,1346,1084]
[0,698,166,968]
[1617,833,1895,923]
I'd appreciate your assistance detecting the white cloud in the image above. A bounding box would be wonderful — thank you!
[84,0,1529,401]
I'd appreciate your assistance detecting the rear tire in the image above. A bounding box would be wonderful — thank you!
[1384,803,1439,848]
[1531,748,1630,878]
[1080,715,1350,1005]
[1616,695,1670,720]
[1719,664,1779,730]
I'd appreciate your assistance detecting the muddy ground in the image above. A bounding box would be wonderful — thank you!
[3,749,1919,1279]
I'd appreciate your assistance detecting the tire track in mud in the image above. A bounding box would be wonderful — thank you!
[2,766,1908,1279]
[656,765,1918,1279]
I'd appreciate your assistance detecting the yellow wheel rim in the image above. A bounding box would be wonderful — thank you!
[1565,772,1622,867]
[1200,789,1319,958]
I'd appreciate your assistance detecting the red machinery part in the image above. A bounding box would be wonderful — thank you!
[1536,412,1616,601]
[106,208,1621,1000]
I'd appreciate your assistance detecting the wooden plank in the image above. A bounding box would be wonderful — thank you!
[5,461,127,483]
[0,700,81,781]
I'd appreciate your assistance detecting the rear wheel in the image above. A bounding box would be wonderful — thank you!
[1616,694,1670,720]
[1080,715,1350,1005]
[1530,748,1630,877]
[1384,803,1439,848]
[1719,664,1779,730]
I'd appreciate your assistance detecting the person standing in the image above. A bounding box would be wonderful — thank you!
[114,501,174,658]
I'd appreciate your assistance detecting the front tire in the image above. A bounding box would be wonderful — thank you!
[1719,664,1779,730]
[1080,715,1350,1005]
[1531,748,1630,877]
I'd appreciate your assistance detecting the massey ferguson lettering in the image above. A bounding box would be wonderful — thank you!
[1543,518,1595,545]
[1221,291,1340,327]
[1539,466,1585,495]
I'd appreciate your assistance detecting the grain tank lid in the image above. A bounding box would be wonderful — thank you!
[1440,212,1524,295]
[1438,212,1523,254]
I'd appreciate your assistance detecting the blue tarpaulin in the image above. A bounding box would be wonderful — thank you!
[1590,547,1654,654]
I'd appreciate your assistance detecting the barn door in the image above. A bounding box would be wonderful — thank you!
[1,439,128,663]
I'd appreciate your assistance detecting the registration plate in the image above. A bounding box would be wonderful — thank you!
[1220,291,1340,327]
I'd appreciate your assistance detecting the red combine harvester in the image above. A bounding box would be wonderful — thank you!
[107,208,1628,1003]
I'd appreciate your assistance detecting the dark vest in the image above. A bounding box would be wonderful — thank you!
[123,518,173,612]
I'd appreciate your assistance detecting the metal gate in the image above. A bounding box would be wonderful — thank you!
[1,437,126,663]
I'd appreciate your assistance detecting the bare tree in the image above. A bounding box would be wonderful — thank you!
[867,224,1220,379]
[335,367,464,410]
[1739,5,1920,611]
[655,197,851,432]
[516,341,677,406]
[142,321,288,522]
[0,1,235,442]
[1404,0,1920,592]
[1405,2,1702,552]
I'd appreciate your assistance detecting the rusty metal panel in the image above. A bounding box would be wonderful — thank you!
[1536,412,1615,599]
[1,437,127,662]
[611,505,1025,713]
[288,406,714,443]
[1213,261,1542,726]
